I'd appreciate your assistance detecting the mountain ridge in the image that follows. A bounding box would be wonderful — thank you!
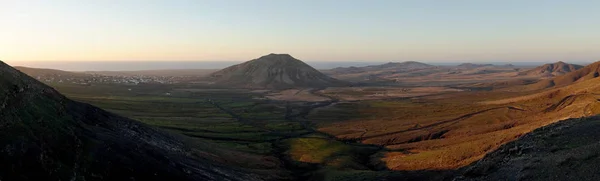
[329,61,434,73]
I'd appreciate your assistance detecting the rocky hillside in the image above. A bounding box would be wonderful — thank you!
[523,61,599,90]
[458,116,600,181]
[519,61,583,77]
[209,54,346,89]
[0,61,272,181]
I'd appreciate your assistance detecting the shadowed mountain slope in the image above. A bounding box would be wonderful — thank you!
[0,61,276,181]
[209,54,347,89]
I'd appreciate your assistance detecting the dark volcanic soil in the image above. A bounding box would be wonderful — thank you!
[457,116,600,181]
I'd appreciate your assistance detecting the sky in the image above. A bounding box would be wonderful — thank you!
[2,0,600,63]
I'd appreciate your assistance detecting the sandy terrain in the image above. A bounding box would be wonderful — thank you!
[319,86,463,101]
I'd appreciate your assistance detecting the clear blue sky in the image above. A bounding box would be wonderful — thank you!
[1,0,600,62]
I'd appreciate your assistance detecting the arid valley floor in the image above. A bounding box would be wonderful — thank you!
[5,54,600,181]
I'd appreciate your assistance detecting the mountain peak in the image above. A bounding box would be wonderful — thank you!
[209,54,347,89]
[253,53,299,64]
[264,53,293,58]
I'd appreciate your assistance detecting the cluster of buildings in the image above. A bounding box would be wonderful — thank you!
[33,74,197,85]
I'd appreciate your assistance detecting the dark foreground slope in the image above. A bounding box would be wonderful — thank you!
[209,54,347,89]
[0,61,268,181]
[458,116,600,181]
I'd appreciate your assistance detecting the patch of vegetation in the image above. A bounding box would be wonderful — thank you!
[282,136,381,171]
[285,137,351,164]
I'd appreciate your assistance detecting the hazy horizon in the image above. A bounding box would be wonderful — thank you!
[5,60,594,71]
[2,1,600,63]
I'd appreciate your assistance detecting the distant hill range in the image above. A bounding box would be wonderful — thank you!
[456,63,495,69]
[364,61,434,70]
[519,61,583,77]
[0,61,270,180]
[209,54,347,89]
[457,61,584,91]
[328,61,434,74]
[324,61,525,86]
[522,61,599,90]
